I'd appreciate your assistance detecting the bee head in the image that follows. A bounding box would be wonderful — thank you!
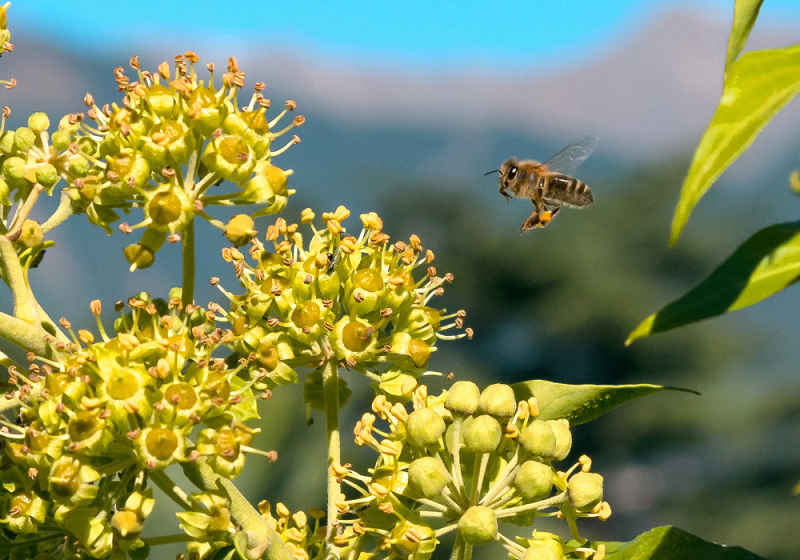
[498,158,519,190]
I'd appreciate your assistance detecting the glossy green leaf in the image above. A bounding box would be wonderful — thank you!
[593,525,767,559]
[511,380,696,426]
[670,43,800,245]
[629,220,800,343]
[726,0,764,70]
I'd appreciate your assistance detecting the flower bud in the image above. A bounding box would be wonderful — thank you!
[3,156,26,181]
[406,408,446,448]
[51,129,71,151]
[514,460,553,500]
[407,456,450,499]
[0,178,10,206]
[519,420,556,458]
[546,419,572,461]
[225,214,256,247]
[522,544,560,560]
[445,381,480,415]
[27,112,50,134]
[18,220,43,247]
[462,414,501,454]
[478,384,516,419]
[13,127,36,152]
[457,506,497,545]
[568,472,603,511]
[35,163,59,189]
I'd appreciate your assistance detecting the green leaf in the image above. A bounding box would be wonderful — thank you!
[629,220,800,343]
[726,0,764,70]
[511,380,696,426]
[670,43,800,245]
[593,525,767,559]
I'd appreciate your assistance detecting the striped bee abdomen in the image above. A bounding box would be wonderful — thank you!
[545,174,594,207]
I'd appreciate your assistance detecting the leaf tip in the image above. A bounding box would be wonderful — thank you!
[626,314,656,345]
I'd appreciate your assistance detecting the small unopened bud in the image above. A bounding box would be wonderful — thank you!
[568,472,604,512]
[519,420,556,458]
[408,457,450,499]
[547,419,572,461]
[406,408,446,448]
[462,415,501,453]
[457,506,497,545]
[478,383,516,419]
[514,460,553,500]
[445,381,480,415]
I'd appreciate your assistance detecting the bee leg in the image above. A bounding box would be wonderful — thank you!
[520,212,542,233]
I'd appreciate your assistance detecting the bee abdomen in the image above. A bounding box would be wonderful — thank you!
[546,174,593,206]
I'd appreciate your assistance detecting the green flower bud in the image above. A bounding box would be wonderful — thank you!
[3,156,26,181]
[51,129,71,151]
[187,85,227,136]
[406,408,446,448]
[225,214,256,247]
[457,506,497,545]
[13,127,36,152]
[27,113,50,134]
[519,420,556,458]
[522,544,560,560]
[35,163,59,189]
[514,460,553,500]
[445,381,480,415]
[68,154,89,176]
[546,419,572,461]
[18,220,43,247]
[568,472,603,512]
[478,383,516,418]
[462,414,502,453]
[0,130,13,154]
[0,178,10,206]
[407,456,450,499]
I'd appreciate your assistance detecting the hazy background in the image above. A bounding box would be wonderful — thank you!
[5,1,800,559]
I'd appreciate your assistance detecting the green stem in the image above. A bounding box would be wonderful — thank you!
[8,184,44,238]
[0,311,51,356]
[3,531,64,548]
[323,359,341,559]
[41,190,75,234]
[495,490,569,519]
[182,218,195,307]
[0,236,39,325]
[149,469,194,511]
[144,534,194,546]
[182,459,295,560]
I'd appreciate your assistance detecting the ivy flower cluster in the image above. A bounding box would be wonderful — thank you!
[331,382,610,560]
[0,293,274,558]
[0,52,301,271]
[213,207,472,409]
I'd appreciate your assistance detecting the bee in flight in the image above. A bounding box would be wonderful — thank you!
[487,135,599,233]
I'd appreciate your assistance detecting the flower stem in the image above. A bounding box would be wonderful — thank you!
[144,534,194,546]
[149,469,194,512]
[41,190,75,234]
[182,218,195,307]
[323,359,341,559]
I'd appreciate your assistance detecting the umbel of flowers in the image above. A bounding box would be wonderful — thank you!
[214,207,472,407]
[0,50,301,273]
[0,294,274,558]
[331,382,610,560]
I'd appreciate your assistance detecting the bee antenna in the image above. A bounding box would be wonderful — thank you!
[484,169,500,176]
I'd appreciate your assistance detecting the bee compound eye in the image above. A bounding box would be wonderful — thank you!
[507,167,518,180]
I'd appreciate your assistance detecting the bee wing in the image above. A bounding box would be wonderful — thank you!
[542,135,599,176]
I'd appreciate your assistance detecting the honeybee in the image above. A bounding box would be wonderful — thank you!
[488,136,598,232]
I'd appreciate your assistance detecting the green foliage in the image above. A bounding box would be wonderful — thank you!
[670,42,800,245]
[630,220,800,342]
[725,0,764,70]
[596,526,768,560]
[512,380,697,425]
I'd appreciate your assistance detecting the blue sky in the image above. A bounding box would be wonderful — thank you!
[10,1,800,70]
